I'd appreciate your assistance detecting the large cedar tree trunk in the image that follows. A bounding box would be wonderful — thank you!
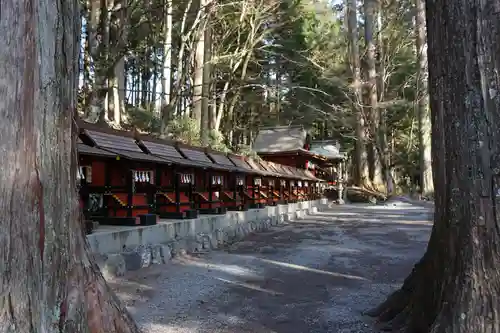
[346,0,370,187]
[363,0,384,189]
[415,0,433,196]
[367,0,500,332]
[0,1,140,332]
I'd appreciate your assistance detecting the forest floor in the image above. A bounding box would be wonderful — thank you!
[110,201,432,333]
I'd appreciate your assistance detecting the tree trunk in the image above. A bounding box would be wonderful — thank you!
[346,0,369,187]
[367,0,500,332]
[363,0,383,189]
[88,0,108,123]
[377,5,392,194]
[167,0,197,120]
[118,57,127,124]
[415,0,433,196]
[192,0,206,130]
[200,2,213,145]
[103,0,113,121]
[0,0,140,332]
[82,2,93,116]
[160,0,173,135]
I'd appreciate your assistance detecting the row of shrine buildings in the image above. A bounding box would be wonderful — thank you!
[77,121,345,226]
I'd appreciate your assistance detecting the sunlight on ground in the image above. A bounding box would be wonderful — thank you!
[257,258,369,281]
[300,216,431,225]
[216,277,283,296]
[363,204,427,211]
[177,256,260,279]
[142,322,201,333]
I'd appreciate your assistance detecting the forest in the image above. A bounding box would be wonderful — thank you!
[4,0,500,331]
[78,0,432,194]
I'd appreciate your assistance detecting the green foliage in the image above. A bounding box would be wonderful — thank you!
[126,105,161,133]
[232,144,259,158]
[79,0,426,184]
[166,115,201,146]
[207,130,229,152]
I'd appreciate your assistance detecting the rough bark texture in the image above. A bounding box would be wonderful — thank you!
[367,0,500,332]
[415,0,433,196]
[346,0,369,187]
[363,0,384,189]
[200,2,213,145]
[0,0,140,332]
[192,0,206,127]
[160,0,173,133]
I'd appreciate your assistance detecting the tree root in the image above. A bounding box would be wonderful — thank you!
[365,288,410,322]
[365,260,425,333]
[366,263,418,320]
[377,305,411,332]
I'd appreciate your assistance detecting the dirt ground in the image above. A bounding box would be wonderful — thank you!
[110,202,432,333]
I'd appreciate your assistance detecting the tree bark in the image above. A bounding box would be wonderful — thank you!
[376,5,392,194]
[192,0,206,130]
[346,0,370,187]
[367,0,500,332]
[415,0,433,196]
[363,0,384,189]
[87,0,109,124]
[160,0,173,135]
[200,1,213,145]
[0,0,140,332]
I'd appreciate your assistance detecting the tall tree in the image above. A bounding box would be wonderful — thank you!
[347,0,369,186]
[192,0,207,128]
[200,0,213,145]
[0,0,140,331]
[367,0,500,331]
[161,0,173,135]
[377,5,392,194]
[415,0,433,195]
[363,0,383,188]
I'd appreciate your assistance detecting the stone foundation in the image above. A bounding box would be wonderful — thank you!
[87,199,328,277]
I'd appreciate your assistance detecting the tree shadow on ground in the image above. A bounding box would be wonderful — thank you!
[110,204,432,333]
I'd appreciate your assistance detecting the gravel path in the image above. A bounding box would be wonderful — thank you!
[110,202,432,333]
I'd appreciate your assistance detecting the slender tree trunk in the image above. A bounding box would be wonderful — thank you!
[376,6,392,194]
[81,1,93,115]
[224,49,253,146]
[346,0,369,187]
[160,0,173,136]
[0,0,140,332]
[211,81,217,130]
[415,0,433,196]
[118,57,127,123]
[167,0,198,119]
[363,0,383,189]
[109,71,120,127]
[103,0,113,121]
[117,0,129,125]
[88,0,108,123]
[367,0,500,331]
[192,0,206,130]
[200,1,213,145]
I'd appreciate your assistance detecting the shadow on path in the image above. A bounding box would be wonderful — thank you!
[110,203,432,333]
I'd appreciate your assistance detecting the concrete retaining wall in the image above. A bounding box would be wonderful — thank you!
[88,199,328,277]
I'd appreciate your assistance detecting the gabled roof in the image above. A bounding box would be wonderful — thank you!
[177,146,232,171]
[245,158,276,177]
[77,142,117,158]
[309,140,346,160]
[139,139,204,167]
[253,126,308,153]
[76,120,324,180]
[80,129,167,164]
[207,151,248,173]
